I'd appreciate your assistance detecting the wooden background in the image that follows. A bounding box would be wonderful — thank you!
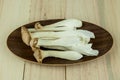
[0,0,119,80]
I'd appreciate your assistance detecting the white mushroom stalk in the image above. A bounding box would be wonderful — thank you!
[30,30,95,39]
[28,19,82,32]
[33,48,83,63]
[69,44,99,56]
[43,19,82,28]
[30,30,94,43]
[30,37,99,56]
[28,26,76,32]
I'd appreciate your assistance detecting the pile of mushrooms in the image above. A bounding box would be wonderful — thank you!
[21,19,99,63]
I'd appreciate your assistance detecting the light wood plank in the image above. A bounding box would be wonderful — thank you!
[65,0,112,80]
[102,0,120,80]
[66,58,109,80]
[0,0,31,80]
[29,0,66,22]
[66,0,120,80]
[24,63,65,80]
[24,0,65,80]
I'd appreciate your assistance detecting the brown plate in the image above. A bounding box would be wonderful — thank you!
[7,19,113,66]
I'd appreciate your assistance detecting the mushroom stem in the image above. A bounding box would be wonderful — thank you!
[30,37,83,48]
[42,19,82,28]
[30,38,99,56]
[33,48,83,63]
[29,30,94,40]
[28,26,75,32]
[28,19,82,32]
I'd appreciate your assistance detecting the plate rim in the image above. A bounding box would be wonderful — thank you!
[6,19,114,66]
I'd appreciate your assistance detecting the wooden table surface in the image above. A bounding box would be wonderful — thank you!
[0,0,119,80]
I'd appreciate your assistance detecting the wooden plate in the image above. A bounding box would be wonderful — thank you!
[7,19,113,66]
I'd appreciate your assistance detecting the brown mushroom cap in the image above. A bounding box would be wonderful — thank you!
[30,38,38,51]
[33,48,42,63]
[21,26,31,46]
[30,38,43,63]
[35,22,43,29]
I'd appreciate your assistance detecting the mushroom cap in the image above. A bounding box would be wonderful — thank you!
[35,22,43,29]
[33,48,42,63]
[21,26,31,46]
[30,38,38,51]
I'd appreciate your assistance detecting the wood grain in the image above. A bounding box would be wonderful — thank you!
[24,63,65,80]
[0,0,120,80]
[0,0,31,80]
